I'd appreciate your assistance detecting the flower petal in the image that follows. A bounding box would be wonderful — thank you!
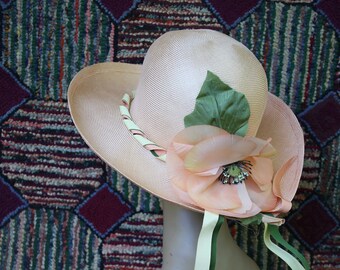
[247,137,276,157]
[167,144,191,191]
[232,183,255,214]
[171,184,198,206]
[273,156,299,201]
[246,157,274,191]
[172,142,193,159]
[173,125,227,145]
[184,134,257,173]
[261,215,285,226]
[207,202,261,218]
[246,178,277,212]
[269,198,292,213]
[195,167,221,176]
[187,176,243,210]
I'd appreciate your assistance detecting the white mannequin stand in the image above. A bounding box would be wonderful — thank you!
[162,201,260,270]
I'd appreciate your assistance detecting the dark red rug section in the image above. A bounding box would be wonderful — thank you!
[77,184,133,237]
[0,66,31,121]
[0,0,339,269]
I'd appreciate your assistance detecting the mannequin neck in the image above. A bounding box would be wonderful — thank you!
[161,200,260,270]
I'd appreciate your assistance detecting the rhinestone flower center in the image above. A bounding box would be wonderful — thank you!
[219,160,252,185]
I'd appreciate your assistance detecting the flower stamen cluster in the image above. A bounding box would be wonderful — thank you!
[219,160,252,185]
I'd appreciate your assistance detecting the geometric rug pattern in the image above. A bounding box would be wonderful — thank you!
[0,0,339,269]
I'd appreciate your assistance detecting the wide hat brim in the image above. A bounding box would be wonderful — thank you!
[68,62,304,214]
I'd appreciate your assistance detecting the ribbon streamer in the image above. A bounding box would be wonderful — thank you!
[264,223,309,270]
[194,211,224,270]
[268,225,310,270]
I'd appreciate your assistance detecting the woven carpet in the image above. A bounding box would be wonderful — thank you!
[0,0,339,269]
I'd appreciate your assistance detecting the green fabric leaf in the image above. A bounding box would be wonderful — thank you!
[184,71,250,136]
[239,213,262,225]
[197,71,232,98]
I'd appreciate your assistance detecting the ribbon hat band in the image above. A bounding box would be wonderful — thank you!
[120,93,167,161]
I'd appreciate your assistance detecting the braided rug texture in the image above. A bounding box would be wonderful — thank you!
[0,0,339,269]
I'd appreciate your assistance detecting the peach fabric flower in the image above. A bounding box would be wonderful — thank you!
[166,125,298,218]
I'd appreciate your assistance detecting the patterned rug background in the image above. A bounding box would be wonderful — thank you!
[0,0,339,269]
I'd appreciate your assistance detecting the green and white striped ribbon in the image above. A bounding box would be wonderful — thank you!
[120,93,309,270]
[264,223,310,270]
[120,93,167,161]
[194,211,224,270]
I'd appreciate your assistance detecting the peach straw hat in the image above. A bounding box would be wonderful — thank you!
[68,29,309,270]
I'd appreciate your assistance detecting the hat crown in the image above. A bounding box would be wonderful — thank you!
[130,29,268,148]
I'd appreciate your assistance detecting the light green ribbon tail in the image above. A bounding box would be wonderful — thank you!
[194,212,310,270]
[194,211,224,270]
[264,223,310,270]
